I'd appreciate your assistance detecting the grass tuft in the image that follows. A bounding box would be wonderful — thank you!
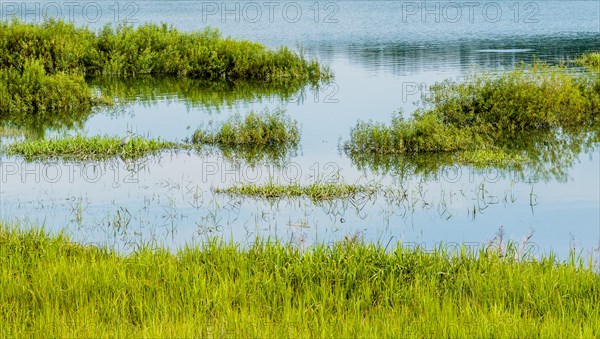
[214,181,379,202]
[4,135,177,161]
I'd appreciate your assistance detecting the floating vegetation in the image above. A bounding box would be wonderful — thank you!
[344,62,600,175]
[1,225,598,337]
[4,135,178,161]
[214,181,379,202]
[576,51,600,67]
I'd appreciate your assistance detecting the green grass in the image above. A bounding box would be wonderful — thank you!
[344,62,600,170]
[192,108,300,149]
[0,19,332,83]
[191,108,300,166]
[0,19,331,116]
[576,51,600,67]
[4,135,177,161]
[0,59,109,116]
[0,224,598,337]
[214,182,379,202]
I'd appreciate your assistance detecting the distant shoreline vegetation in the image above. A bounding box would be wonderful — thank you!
[0,19,332,116]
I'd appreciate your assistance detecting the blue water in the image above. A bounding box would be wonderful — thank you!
[0,1,599,263]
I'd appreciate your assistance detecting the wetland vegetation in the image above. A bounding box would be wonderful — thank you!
[577,52,600,67]
[4,135,178,161]
[0,19,332,117]
[1,224,598,337]
[344,62,600,176]
[214,181,379,202]
[191,108,301,166]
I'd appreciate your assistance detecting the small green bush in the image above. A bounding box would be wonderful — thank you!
[192,108,300,147]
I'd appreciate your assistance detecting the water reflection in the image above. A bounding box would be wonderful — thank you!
[90,76,318,111]
[347,128,600,183]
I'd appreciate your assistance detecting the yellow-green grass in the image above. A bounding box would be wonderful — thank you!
[0,59,110,116]
[0,224,598,337]
[576,51,600,67]
[214,182,378,202]
[4,135,177,161]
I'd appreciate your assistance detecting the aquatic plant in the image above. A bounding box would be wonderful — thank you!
[192,108,300,147]
[0,19,332,83]
[0,224,598,337]
[0,59,107,116]
[4,135,177,160]
[214,181,379,202]
[344,62,600,173]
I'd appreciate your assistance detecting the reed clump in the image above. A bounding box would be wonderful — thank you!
[0,19,332,83]
[576,51,600,67]
[0,19,331,116]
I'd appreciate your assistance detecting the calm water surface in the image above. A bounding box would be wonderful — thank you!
[1,1,599,260]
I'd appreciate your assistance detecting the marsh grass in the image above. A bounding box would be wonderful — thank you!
[214,181,379,202]
[0,19,332,83]
[0,19,331,116]
[4,135,177,160]
[576,52,600,67]
[344,62,600,168]
[191,109,300,158]
[0,59,109,116]
[1,224,598,337]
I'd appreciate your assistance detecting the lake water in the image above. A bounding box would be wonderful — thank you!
[1,1,599,261]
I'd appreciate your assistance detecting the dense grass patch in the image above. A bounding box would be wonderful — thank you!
[576,51,600,67]
[0,19,331,83]
[0,59,108,116]
[191,109,300,165]
[0,19,331,117]
[4,135,177,160]
[0,224,598,337]
[192,109,300,147]
[214,182,378,201]
[344,62,600,170]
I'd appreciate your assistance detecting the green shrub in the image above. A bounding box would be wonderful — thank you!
[192,108,300,147]
[0,59,101,115]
